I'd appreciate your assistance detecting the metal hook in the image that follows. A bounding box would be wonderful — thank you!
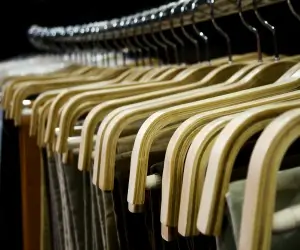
[119,19,130,66]
[111,20,124,66]
[170,3,185,63]
[102,24,112,66]
[136,13,152,66]
[253,0,279,61]
[190,0,210,63]
[149,10,169,65]
[93,23,107,66]
[124,17,139,67]
[140,12,157,66]
[287,0,300,22]
[158,5,179,64]
[208,0,232,63]
[237,0,262,62]
[132,16,146,66]
[180,1,200,63]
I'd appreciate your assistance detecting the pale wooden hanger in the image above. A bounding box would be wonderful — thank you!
[31,66,159,142]
[38,66,187,148]
[3,66,127,120]
[54,62,246,153]
[45,51,263,148]
[160,96,300,240]
[39,64,188,144]
[96,59,295,194]
[124,60,298,222]
[237,108,300,250]
[197,100,300,237]
[32,52,256,143]
[34,53,259,146]
[178,115,236,237]
[157,59,300,237]
[1,63,84,110]
[177,99,300,239]
[77,57,272,173]
[9,66,155,125]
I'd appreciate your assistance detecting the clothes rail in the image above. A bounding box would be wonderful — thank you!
[28,0,283,46]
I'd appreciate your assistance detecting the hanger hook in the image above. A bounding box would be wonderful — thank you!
[158,5,178,65]
[190,0,210,63]
[111,19,125,66]
[94,23,107,66]
[115,19,128,66]
[130,15,145,66]
[252,0,279,61]
[179,1,200,63]
[169,3,185,64]
[287,0,300,22]
[135,13,152,66]
[124,17,139,67]
[208,0,232,63]
[237,0,262,62]
[148,9,169,65]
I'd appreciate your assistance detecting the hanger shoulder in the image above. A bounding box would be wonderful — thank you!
[178,115,234,237]
[127,63,300,220]
[238,108,300,250]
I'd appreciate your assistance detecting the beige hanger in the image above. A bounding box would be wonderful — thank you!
[7,65,150,121]
[9,66,154,125]
[95,59,294,198]
[33,54,258,144]
[2,65,127,115]
[52,54,266,152]
[160,96,300,240]
[176,99,300,239]
[237,108,300,250]
[178,115,236,237]
[40,65,188,146]
[78,61,268,173]
[0,63,84,100]
[124,60,298,220]
[55,63,244,153]
[16,66,159,134]
[36,98,55,146]
[3,67,122,120]
[197,101,300,237]
[71,62,260,180]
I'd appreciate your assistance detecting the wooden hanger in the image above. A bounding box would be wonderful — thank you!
[158,58,300,237]
[9,66,155,125]
[1,63,83,111]
[237,108,300,250]
[30,66,157,141]
[40,64,188,147]
[38,65,189,142]
[197,100,300,237]
[124,60,298,222]
[160,96,300,240]
[178,114,236,237]
[80,58,272,176]
[28,53,256,142]
[61,56,262,163]
[45,52,262,148]
[6,63,159,123]
[177,99,300,239]
[54,62,245,153]
[3,65,126,120]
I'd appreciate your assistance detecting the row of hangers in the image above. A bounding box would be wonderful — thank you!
[3,0,300,249]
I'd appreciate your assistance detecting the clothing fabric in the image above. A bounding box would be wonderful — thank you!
[219,154,300,250]
[44,148,216,250]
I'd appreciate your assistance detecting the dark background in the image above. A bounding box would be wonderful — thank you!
[1,0,300,61]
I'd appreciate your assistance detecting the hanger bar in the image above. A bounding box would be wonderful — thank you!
[28,0,283,50]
